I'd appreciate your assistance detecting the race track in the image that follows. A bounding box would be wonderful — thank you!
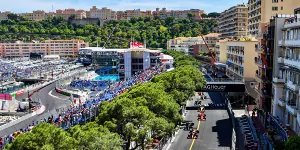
[169,92,232,150]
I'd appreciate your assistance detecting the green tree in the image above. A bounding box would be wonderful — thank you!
[0,16,217,48]
[70,122,123,150]
[188,12,196,20]
[285,136,300,150]
[201,14,208,18]
[208,12,221,18]
[5,123,77,150]
[7,13,18,20]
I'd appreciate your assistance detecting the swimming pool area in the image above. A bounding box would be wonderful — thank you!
[94,75,120,81]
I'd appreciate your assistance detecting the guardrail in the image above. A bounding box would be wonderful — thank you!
[0,105,45,132]
[0,69,86,132]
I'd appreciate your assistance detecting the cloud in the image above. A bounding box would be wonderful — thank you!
[0,0,240,13]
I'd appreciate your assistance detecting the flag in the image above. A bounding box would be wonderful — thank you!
[130,42,144,48]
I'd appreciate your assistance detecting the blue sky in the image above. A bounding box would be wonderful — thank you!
[1,0,246,13]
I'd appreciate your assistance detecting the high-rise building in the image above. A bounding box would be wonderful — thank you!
[218,4,248,38]
[251,0,300,129]
[248,0,300,35]
[272,12,300,135]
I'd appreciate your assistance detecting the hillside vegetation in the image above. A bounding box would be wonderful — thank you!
[0,16,217,48]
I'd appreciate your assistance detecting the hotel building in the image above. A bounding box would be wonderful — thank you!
[0,40,88,58]
[218,4,248,38]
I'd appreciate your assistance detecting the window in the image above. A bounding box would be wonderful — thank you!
[281,6,283,10]
[272,7,278,11]
[272,0,278,3]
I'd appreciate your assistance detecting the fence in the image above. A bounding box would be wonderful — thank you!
[153,132,173,150]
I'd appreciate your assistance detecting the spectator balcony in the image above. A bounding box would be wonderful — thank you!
[286,100,298,116]
[272,77,285,84]
[287,80,299,92]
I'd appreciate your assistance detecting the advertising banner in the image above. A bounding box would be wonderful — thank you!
[0,94,12,100]
[200,83,245,92]
[16,90,25,96]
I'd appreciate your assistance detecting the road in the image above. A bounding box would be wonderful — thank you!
[0,82,70,137]
[169,92,232,150]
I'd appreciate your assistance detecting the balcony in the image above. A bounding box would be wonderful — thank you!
[272,77,285,84]
[286,103,298,116]
[277,57,284,64]
[278,98,286,107]
[278,40,284,46]
[283,58,300,70]
[284,40,300,47]
[255,72,266,82]
[255,57,263,67]
[283,15,300,28]
[255,44,262,53]
[287,80,299,92]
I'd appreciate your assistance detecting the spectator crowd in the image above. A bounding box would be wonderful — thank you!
[0,65,164,148]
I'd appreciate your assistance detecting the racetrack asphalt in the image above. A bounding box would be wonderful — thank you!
[168,92,232,150]
[0,82,70,137]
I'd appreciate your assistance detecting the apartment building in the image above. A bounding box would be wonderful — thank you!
[215,39,228,63]
[222,38,258,81]
[88,6,116,20]
[248,0,300,35]
[218,4,248,38]
[271,12,300,135]
[56,8,86,20]
[153,8,205,20]
[19,10,55,21]
[167,37,204,55]
[203,33,221,50]
[0,11,11,21]
[0,40,88,58]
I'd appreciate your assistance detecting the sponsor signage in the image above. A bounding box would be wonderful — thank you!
[200,84,245,92]
[0,94,12,100]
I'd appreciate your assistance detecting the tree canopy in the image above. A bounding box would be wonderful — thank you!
[6,50,206,150]
[284,136,300,150]
[0,16,217,49]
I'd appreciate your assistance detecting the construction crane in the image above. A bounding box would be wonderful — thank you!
[199,34,216,67]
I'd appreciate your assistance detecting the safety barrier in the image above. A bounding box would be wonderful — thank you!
[0,105,45,132]
[152,132,174,150]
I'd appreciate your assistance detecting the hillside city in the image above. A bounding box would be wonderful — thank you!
[0,0,300,150]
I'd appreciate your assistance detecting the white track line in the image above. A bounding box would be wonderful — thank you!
[48,90,69,100]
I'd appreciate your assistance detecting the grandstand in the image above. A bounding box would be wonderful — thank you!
[70,80,108,91]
